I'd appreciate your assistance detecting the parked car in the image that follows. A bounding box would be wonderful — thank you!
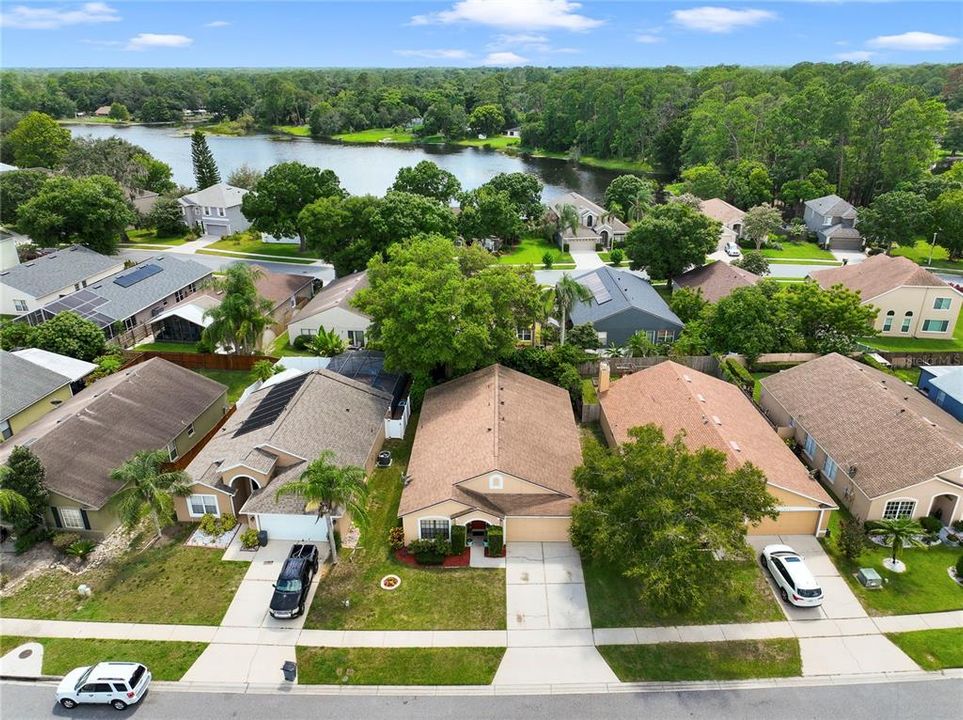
[56,662,151,710]
[269,543,320,619]
[761,544,823,607]
[724,241,741,257]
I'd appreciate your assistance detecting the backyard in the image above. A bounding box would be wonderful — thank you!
[195,368,258,403]
[333,127,417,144]
[891,238,963,272]
[759,241,836,261]
[497,236,574,267]
[456,136,521,149]
[268,331,316,357]
[860,310,963,352]
[304,418,506,630]
[295,647,505,685]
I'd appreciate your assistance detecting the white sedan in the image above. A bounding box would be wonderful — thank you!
[761,544,823,607]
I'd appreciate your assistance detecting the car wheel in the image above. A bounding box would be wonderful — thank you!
[760,554,767,568]
[111,700,128,711]
[59,699,78,709]
[780,587,789,603]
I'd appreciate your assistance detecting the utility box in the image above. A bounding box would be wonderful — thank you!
[857,567,882,589]
[281,661,297,682]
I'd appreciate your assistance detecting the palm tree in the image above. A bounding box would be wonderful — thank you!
[0,466,29,518]
[554,274,592,346]
[274,450,368,565]
[627,192,650,223]
[867,517,926,567]
[110,450,192,540]
[201,264,274,355]
[309,327,347,357]
[531,286,556,346]
[623,331,658,358]
[557,203,581,237]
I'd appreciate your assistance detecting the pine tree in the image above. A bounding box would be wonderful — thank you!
[191,130,220,190]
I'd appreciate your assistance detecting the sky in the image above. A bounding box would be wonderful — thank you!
[1,1,961,69]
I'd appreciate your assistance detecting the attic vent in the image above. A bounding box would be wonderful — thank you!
[712,415,722,425]
[24,262,35,267]
[682,374,692,383]
[697,394,706,403]
[729,440,741,452]
[0,271,7,276]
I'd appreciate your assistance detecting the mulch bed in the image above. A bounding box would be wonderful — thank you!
[394,547,471,568]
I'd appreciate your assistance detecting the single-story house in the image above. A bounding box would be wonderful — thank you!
[11,348,97,394]
[917,366,963,422]
[128,188,160,216]
[178,369,396,541]
[598,361,836,536]
[552,192,629,252]
[399,364,582,545]
[810,254,962,339]
[0,350,74,442]
[178,183,250,238]
[803,194,863,251]
[505,127,521,138]
[759,353,963,527]
[93,106,111,117]
[287,271,370,347]
[570,266,684,347]
[0,358,228,536]
[0,246,124,316]
[672,261,760,303]
[699,198,745,251]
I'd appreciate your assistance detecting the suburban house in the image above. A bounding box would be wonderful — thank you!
[148,267,315,345]
[672,261,760,303]
[810,254,962,339]
[399,364,582,545]
[178,183,250,238]
[178,368,401,541]
[129,188,160,215]
[570,266,684,347]
[803,194,863,251]
[552,192,629,252]
[0,350,75,442]
[24,255,213,346]
[0,358,228,535]
[699,198,745,248]
[759,353,963,527]
[504,127,521,138]
[11,348,97,394]
[917,366,963,422]
[0,229,20,270]
[93,105,111,117]
[0,246,124,316]
[597,361,836,536]
[287,271,370,347]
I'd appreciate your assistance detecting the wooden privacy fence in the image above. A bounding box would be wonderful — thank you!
[577,355,720,377]
[123,350,279,372]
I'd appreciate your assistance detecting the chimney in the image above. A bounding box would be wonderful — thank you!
[599,361,611,394]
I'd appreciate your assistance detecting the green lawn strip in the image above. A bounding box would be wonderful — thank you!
[893,367,921,385]
[750,371,774,403]
[305,417,506,630]
[599,639,801,682]
[269,331,315,357]
[195,368,258,403]
[860,311,963,352]
[0,526,247,625]
[198,120,251,136]
[891,238,963,271]
[0,636,205,680]
[205,237,322,259]
[272,125,311,137]
[885,629,963,670]
[296,647,505,685]
[518,148,652,173]
[497,236,574,265]
[767,258,841,266]
[135,341,200,353]
[760,242,835,260]
[456,136,521,149]
[196,249,317,265]
[333,128,416,144]
[127,229,191,246]
[582,558,782,628]
[581,378,598,404]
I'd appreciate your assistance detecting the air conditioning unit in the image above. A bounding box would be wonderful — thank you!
[856,567,883,589]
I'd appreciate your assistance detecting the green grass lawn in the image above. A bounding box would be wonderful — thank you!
[296,647,505,685]
[200,120,254,136]
[135,341,200,353]
[519,148,653,173]
[860,310,963,352]
[196,249,317,265]
[304,418,506,630]
[750,371,774,403]
[886,629,963,670]
[894,367,922,385]
[498,236,574,266]
[767,258,841,266]
[581,378,598,404]
[333,128,416,144]
[273,124,311,137]
[599,639,801,682]
[760,241,836,260]
[0,636,205,680]
[268,331,315,357]
[0,526,247,625]
[582,557,783,628]
[195,368,258,403]
[822,511,963,616]
[206,236,322,260]
[891,238,963,271]
[126,228,191,246]
[456,136,521,149]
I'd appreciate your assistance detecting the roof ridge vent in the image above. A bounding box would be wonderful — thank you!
[697,393,706,403]
[729,440,741,452]
[712,415,722,425]
[682,373,692,383]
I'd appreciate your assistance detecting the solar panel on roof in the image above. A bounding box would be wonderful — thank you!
[113,264,162,288]
[42,290,112,327]
[233,373,309,437]
[581,273,611,304]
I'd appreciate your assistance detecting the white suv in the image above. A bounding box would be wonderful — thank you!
[761,544,823,607]
[56,662,151,710]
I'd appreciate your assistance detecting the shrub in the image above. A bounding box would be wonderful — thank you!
[487,526,504,557]
[408,536,452,564]
[724,358,754,392]
[292,334,311,351]
[52,532,82,554]
[609,248,624,266]
[65,539,96,560]
[240,528,260,549]
[956,554,963,578]
[221,514,238,532]
[919,515,943,534]
[838,516,866,561]
[196,338,216,354]
[387,526,405,550]
[953,519,963,533]
[199,513,221,536]
[542,250,554,269]
[14,525,51,554]
[450,524,467,555]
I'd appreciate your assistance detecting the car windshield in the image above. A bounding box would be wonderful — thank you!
[129,665,145,687]
[74,667,93,690]
[276,579,302,593]
[797,587,822,598]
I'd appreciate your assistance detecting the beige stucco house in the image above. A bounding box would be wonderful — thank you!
[810,254,961,339]
[0,350,74,442]
[699,197,745,249]
[399,365,583,545]
[287,271,370,347]
[598,361,836,536]
[759,353,963,526]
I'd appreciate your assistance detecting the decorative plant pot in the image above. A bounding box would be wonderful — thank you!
[380,574,401,590]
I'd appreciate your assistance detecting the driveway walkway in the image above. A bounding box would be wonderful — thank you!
[571,250,605,271]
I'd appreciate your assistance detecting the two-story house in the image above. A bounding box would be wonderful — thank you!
[178,183,250,237]
[803,194,863,251]
[552,192,629,252]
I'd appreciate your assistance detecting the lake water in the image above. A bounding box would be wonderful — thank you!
[68,124,622,203]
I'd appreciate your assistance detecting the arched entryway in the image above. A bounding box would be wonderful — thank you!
[229,475,261,514]
[465,519,491,545]
[599,229,610,248]
[928,493,960,526]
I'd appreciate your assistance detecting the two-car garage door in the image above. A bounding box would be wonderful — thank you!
[505,516,571,542]
[203,222,230,237]
[255,513,329,542]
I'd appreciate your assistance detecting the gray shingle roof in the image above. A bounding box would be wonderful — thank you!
[570,266,683,327]
[554,192,630,233]
[0,246,121,298]
[805,194,857,219]
[290,271,369,324]
[0,350,71,421]
[178,183,247,209]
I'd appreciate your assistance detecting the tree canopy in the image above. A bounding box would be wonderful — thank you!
[390,161,461,204]
[29,311,107,362]
[624,202,719,284]
[191,130,220,190]
[7,111,70,169]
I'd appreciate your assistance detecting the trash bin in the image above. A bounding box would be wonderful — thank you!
[257,530,268,547]
[281,661,297,682]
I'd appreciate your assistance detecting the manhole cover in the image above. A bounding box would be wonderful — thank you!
[18,649,33,659]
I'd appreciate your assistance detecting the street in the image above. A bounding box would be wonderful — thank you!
[2,678,961,720]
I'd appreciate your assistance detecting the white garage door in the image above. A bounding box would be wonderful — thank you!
[566,239,598,252]
[256,513,329,541]
[204,222,230,237]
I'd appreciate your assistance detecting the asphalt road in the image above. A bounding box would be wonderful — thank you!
[3,679,961,720]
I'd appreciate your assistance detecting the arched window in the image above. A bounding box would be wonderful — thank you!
[900,311,913,334]
[882,310,895,332]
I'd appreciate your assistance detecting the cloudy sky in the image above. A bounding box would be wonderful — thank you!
[1,1,960,68]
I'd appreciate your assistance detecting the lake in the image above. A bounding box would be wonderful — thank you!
[68,124,622,203]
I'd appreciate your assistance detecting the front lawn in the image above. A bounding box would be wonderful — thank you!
[0,636,205,680]
[126,228,191,246]
[206,236,322,260]
[759,241,835,260]
[197,249,317,265]
[195,368,257,403]
[822,511,963,616]
[304,418,506,630]
[497,236,574,266]
[599,639,801,682]
[333,128,416,144]
[860,311,963,352]
[891,238,963,272]
[886,629,963,670]
[582,557,783,628]
[1,526,247,625]
[296,647,505,685]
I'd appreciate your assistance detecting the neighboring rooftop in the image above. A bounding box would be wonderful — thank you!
[805,194,857,219]
[570,266,683,327]
[554,191,630,232]
[326,350,408,410]
[674,261,760,303]
[10,348,97,384]
[0,350,71,422]
[178,183,247,208]
[810,253,954,302]
[922,366,963,400]
[290,271,369,323]
[760,353,963,499]
[0,246,121,298]
[699,198,745,226]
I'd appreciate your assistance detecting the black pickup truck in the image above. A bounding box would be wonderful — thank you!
[269,544,320,619]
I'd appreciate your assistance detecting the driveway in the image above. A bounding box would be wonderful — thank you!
[571,249,605,271]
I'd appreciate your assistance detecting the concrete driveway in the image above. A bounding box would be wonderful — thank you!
[748,534,867,621]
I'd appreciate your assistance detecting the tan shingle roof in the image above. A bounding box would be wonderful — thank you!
[290,271,369,323]
[810,254,952,302]
[760,353,963,498]
[699,198,745,226]
[400,365,582,516]
[600,361,834,504]
[674,262,760,303]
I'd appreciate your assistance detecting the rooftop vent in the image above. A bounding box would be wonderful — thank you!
[729,440,741,452]
[697,393,706,403]
[683,374,692,383]
[712,415,722,425]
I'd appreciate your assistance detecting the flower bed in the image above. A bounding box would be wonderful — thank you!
[393,547,470,568]
[184,524,239,550]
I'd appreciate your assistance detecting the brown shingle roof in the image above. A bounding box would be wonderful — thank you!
[674,262,760,303]
[810,254,952,302]
[400,365,582,516]
[699,198,745,226]
[290,271,369,323]
[170,267,313,315]
[760,353,963,498]
[600,361,834,505]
